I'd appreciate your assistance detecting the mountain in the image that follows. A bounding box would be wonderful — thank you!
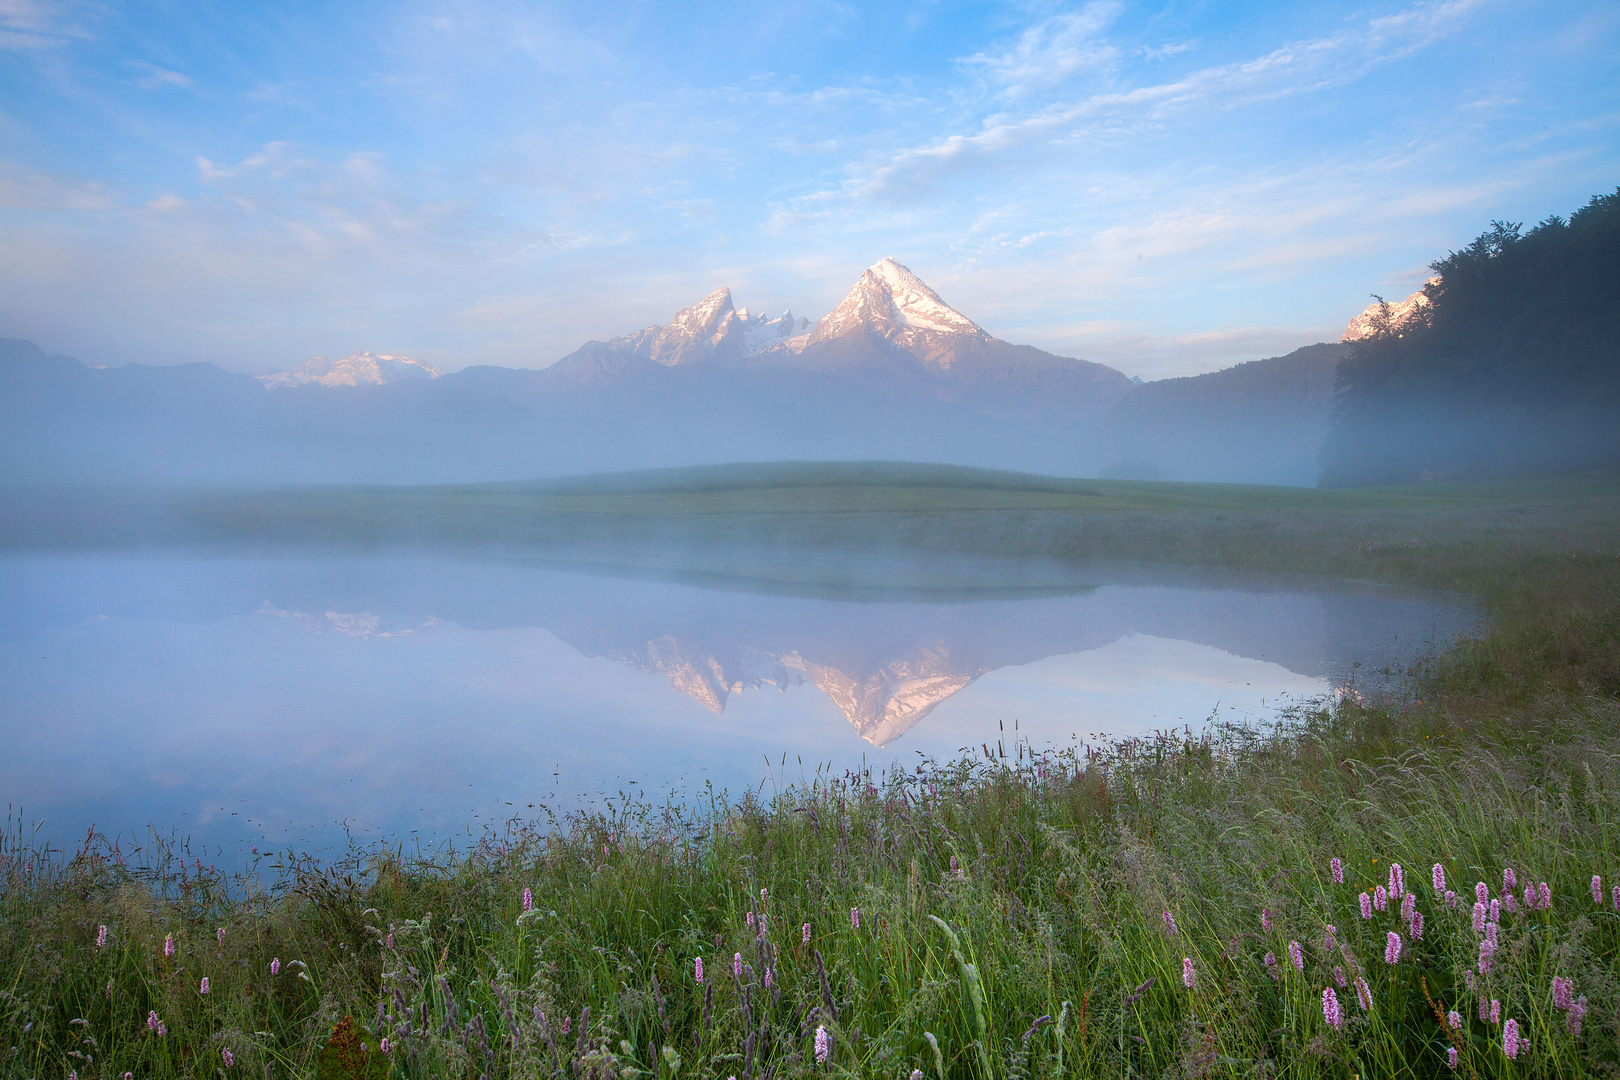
[1089,343,1347,485]
[1341,281,1438,342]
[0,257,1313,486]
[259,351,445,389]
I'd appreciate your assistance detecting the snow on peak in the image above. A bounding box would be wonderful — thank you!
[259,351,444,389]
[1342,278,1439,342]
[614,288,812,365]
[812,257,982,345]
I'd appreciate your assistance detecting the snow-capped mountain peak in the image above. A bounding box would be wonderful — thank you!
[610,288,811,365]
[1342,278,1439,342]
[812,257,982,344]
[259,351,444,389]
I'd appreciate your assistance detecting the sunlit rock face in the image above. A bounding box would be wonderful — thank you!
[259,351,445,388]
[807,257,986,368]
[1342,279,1439,341]
[612,287,812,366]
[603,633,984,748]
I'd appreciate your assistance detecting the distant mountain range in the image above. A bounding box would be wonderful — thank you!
[1,258,1349,487]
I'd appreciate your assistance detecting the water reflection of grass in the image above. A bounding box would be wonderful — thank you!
[3,467,1618,1077]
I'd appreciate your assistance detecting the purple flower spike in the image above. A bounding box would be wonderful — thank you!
[1384,931,1402,965]
[1613,884,1620,911]
[1445,890,1458,908]
[1552,975,1574,1010]
[1447,1009,1461,1030]
[1330,857,1343,885]
[1261,908,1272,932]
[1432,863,1446,892]
[1332,965,1346,987]
[1447,1047,1458,1069]
[1388,863,1404,899]
[1321,987,1343,1030]
[1569,995,1587,1036]
[271,958,280,976]
[1359,892,1373,919]
[814,1024,830,1064]
[733,952,742,980]
[1354,976,1372,1011]
[1523,884,1536,910]
[1475,881,1489,905]
[147,1011,159,1031]
[522,887,532,911]
[1410,910,1424,939]
[1263,952,1279,980]
[1490,898,1500,923]
[694,957,703,984]
[164,934,175,958]
[1374,884,1387,912]
[850,907,860,930]
[222,1048,234,1068]
[1400,892,1416,926]
[1593,875,1603,904]
[1288,940,1304,971]
[1504,867,1516,891]
[1162,911,1178,935]
[1504,892,1518,915]
[1539,882,1552,909]
[1182,957,1196,988]
[1490,999,1501,1025]
[1503,1018,1520,1059]
[200,977,210,995]
[747,912,755,931]
[802,923,812,944]
[1478,997,1489,1022]
[96,926,107,948]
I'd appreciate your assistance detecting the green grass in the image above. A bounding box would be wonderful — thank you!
[3,468,1619,1077]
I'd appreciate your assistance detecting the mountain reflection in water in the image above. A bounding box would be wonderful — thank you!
[0,551,1476,848]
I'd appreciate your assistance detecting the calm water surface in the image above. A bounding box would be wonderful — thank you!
[0,551,1476,853]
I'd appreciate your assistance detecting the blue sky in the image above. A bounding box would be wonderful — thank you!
[2,1,1616,379]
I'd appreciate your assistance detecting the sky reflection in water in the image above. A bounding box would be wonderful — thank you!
[0,553,1475,854]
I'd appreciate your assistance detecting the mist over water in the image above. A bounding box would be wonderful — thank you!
[0,548,1476,856]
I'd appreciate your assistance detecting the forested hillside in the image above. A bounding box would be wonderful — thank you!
[1319,189,1620,486]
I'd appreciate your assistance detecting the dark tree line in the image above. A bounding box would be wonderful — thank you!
[1318,188,1620,486]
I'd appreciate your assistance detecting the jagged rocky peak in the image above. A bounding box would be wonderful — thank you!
[812,257,983,345]
[617,288,812,366]
[1342,278,1439,342]
[259,351,445,389]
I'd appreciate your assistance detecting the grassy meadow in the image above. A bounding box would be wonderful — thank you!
[3,467,1619,1078]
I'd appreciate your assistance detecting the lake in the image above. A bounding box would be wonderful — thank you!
[0,550,1475,855]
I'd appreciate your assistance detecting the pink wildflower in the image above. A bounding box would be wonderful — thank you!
[1504,892,1518,915]
[1163,911,1178,935]
[1360,892,1373,919]
[802,923,812,944]
[1332,965,1347,988]
[1447,1047,1459,1069]
[764,967,773,989]
[1503,1018,1520,1059]
[1432,863,1446,892]
[1479,997,1490,1022]
[222,1048,234,1068]
[1504,867,1516,891]
[1613,884,1619,911]
[147,1011,160,1031]
[1490,999,1501,1025]
[1261,908,1272,932]
[1374,885,1388,912]
[1330,857,1343,884]
[380,1037,392,1056]
[1182,957,1196,988]
[1288,940,1304,971]
[1552,976,1573,1009]
[1263,952,1279,980]
[164,934,175,958]
[522,887,533,911]
[1569,995,1587,1036]
[1385,931,1403,965]
[1539,882,1552,909]
[1388,863,1404,898]
[271,957,280,976]
[1478,938,1496,975]
[694,957,703,983]
[1524,884,1536,910]
[747,912,756,931]
[1490,898,1500,923]
[1593,875,1603,904]
[1322,987,1343,1030]
[1401,892,1416,927]
[814,1024,830,1064]
[1411,910,1424,939]
[1354,976,1373,1011]
[96,925,107,948]
[1476,881,1489,905]
[1448,1010,1462,1030]
[562,1016,569,1035]
[200,977,209,995]
[1446,890,1458,908]
[760,887,768,903]
[385,933,392,949]
[850,907,860,930]
[733,952,742,980]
